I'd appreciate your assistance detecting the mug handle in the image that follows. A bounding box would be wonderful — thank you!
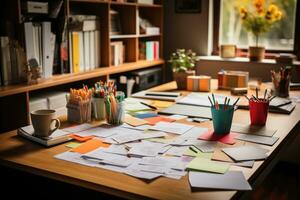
[49,119,60,135]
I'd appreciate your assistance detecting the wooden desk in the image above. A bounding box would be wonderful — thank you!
[0,82,300,200]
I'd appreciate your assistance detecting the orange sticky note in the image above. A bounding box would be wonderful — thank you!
[144,116,176,125]
[71,138,110,154]
[69,134,94,142]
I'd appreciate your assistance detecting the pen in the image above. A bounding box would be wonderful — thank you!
[140,102,157,110]
[189,146,198,154]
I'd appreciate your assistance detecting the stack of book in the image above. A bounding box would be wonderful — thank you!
[68,15,101,73]
[111,41,125,66]
[24,22,56,79]
[139,41,159,61]
[0,37,26,86]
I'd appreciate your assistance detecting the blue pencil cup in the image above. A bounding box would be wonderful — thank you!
[211,104,234,135]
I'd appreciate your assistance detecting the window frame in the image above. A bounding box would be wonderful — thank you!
[212,0,300,58]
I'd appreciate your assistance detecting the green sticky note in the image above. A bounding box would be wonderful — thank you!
[66,142,81,148]
[186,157,230,174]
[183,147,213,159]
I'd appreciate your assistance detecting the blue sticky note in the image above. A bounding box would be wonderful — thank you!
[134,113,158,119]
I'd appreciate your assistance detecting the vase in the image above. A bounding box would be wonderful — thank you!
[173,70,195,90]
[248,46,265,62]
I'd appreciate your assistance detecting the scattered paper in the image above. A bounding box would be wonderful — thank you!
[150,122,194,135]
[189,171,252,191]
[74,126,119,138]
[134,112,158,119]
[55,151,97,167]
[235,134,279,146]
[231,123,276,137]
[63,123,94,133]
[121,123,152,131]
[193,140,217,153]
[178,127,208,140]
[186,157,230,174]
[71,138,110,154]
[164,146,188,157]
[222,146,269,162]
[82,148,136,167]
[168,114,188,120]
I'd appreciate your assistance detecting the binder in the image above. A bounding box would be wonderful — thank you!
[0,37,12,85]
[24,22,40,65]
[78,32,84,72]
[72,32,80,73]
[83,31,90,70]
[42,22,55,78]
[89,31,95,70]
[68,32,73,73]
[94,30,100,68]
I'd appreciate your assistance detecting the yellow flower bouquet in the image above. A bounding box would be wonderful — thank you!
[239,0,283,47]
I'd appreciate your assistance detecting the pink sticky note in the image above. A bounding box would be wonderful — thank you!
[198,130,238,145]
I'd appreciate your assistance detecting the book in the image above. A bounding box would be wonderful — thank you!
[17,125,71,147]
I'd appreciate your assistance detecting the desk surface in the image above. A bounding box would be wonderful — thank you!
[0,81,300,200]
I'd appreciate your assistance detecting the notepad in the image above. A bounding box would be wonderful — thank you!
[189,171,252,191]
[17,125,71,147]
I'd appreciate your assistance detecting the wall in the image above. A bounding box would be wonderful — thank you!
[163,0,211,81]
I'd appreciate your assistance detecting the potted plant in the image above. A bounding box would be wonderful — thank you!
[239,1,283,61]
[169,49,200,90]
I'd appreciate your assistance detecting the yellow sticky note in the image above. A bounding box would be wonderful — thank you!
[66,142,81,149]
[186,157,230,174]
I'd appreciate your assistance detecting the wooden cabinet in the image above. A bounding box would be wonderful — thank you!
[0,0,164,133]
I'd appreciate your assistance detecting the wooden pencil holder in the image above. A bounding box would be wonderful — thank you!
[67,99,92,124]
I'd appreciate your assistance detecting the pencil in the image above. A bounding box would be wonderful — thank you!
[189,146,198,154]
[140,102,157,110]
[263,89,267,100]
[212,93,216,105]
[243,94,250,101]
[256,87,258,99]
[208,96,213,107]
[232,97,240,107]
[269,96,276,102]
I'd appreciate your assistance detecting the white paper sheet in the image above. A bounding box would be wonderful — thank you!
[235,134,279,146]
[189,171,252,191]
[164,146,188,157]
[222,146,269,161]
[178,127,208,140]
[63,123,94,133]
[55,151,97,167]
[82,148,135,167]
[150,122,194,135]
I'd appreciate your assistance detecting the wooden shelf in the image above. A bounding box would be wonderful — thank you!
[138,34,161,38]
[137,3,162,8]
[110,34,137,39]
[0,59,164,97]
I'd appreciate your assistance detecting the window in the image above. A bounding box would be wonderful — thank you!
[219,0,297,51]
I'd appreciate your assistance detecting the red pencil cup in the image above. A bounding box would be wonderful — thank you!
[249,99,269,126]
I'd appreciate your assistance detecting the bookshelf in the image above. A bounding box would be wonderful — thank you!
[0,0,164,133]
